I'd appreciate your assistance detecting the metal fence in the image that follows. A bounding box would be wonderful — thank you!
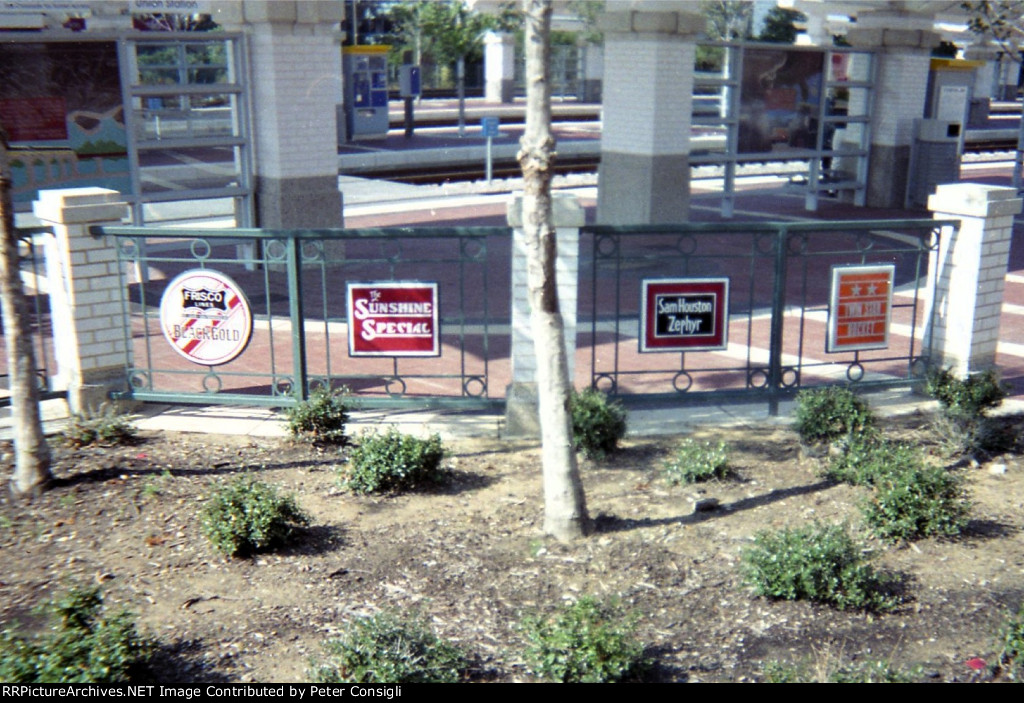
[578,219,952,413]
[1,227,59,408]
[98,226,511,409]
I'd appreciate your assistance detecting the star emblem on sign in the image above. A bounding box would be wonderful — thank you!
[370,290,382,301]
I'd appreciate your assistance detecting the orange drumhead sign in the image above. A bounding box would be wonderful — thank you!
[159,269,253,366]
[827,264,895,353]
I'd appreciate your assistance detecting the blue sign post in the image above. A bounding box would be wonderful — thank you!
[481,116,500,183]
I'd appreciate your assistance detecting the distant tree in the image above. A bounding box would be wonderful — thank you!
[0,124,52,498]
[962,0,1024,57]
[569,0,605,45]
[757,6,806,44]
[702,0,753,41]
[384,0,518,133]
[961,2,1024,186]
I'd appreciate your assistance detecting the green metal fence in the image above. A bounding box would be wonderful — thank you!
[96,225,511,408]
[579,219,953,413]
[1,227,59,409]
[92,218,951,415]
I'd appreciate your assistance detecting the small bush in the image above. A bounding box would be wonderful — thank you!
[762,658,920,683]
[62,406,137,448]
[830,659,922,683]
[310,612,467,683]
[520,596,648,683]
[663,439,729,484]
[286,388,351,445]
[201,478,309,557]
[861,465,970,543]
[926,368,1010,455]
[999,604,1024,679]
[344,430,446,494]
[792,386,874,446]
[570,387,627,460]
[0,586,152,683]
[741,522,897,611]
[825,435,922,487]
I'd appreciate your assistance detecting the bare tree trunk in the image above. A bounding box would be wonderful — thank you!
[518,0,591,540]
[0,126,52,497]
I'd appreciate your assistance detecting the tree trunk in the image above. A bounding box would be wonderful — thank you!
[0,126,52,497]
[518,0,591,540]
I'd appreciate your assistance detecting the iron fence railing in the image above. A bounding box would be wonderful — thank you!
[0,227,59,408]
[96,226,511,409]
[579,219,953,414]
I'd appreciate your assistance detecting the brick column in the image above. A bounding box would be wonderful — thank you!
[484,32,515,104]
[243,1,344,228]
[926,184,1022,376]
[32,188,132,414]
[847,26,939,209]
[596,7,701,224]
[504,193,583,437]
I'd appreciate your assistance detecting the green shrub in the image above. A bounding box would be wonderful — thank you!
[310,612,467,683]
[999,604,1024,679]
[762,660,804,683]
[926,368,1010,454]
[861,465,970,543]
[520,596,648,683]
[825,435,922,487]
[792,386,874,446]
[663,439,729,484]
[201,478,309,557]
[344,430,446,494]
[762,658,920,683]
[570,387,627,459]
[830,659,922,683]
[0,586,152,683]
[741,522,897,611]
[286,388,351,445]
[62,406,137,448]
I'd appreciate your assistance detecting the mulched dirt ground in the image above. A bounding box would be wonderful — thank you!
[2,411,1024,682]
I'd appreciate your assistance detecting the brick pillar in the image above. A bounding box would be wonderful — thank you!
[243,1,344,228]
[504,193,583,437]
[847,26,939,209]
[596,7,701,224]
[926,184,1022,376]
[484,32,515,104]
[32,188,132,414]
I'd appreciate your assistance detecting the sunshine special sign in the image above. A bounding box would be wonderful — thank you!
[159,269,253,366]
[347,282,440,357]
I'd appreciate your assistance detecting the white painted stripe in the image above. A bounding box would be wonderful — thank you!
[1007,274,1024,284]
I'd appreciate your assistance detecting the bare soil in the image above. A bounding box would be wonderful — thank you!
[2,412,1024,683]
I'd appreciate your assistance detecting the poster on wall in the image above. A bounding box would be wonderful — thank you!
[0,41,131,207]
[640,278,729,353]
[347,282,440,357]
[827,264,895,353]
[738,48,825,154]
[160,269,254,366]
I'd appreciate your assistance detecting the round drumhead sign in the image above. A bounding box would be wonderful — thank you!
[159,269,253,366]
